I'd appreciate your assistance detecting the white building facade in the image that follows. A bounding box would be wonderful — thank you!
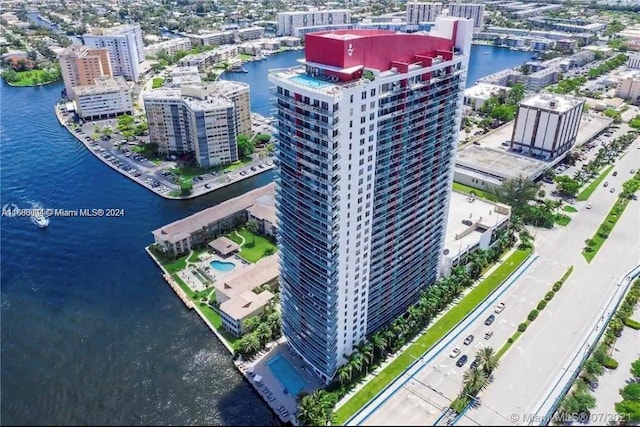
[276,9,352,36]
[269,17,473,382]
[73,76,133,120]
[616,72,640,103]
[82,24,145,82]
[448,3,485,32]
[406,2,443,25]
[510,94,585,160]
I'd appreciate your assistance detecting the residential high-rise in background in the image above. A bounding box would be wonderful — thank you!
[276,9,352,37]
[82,24,145,82]
[510,94,585,160]
[448,2,485,32]
[143,83,252,167]
[269,16,473,382]
[406,2,443,25]
[58,45,112,98]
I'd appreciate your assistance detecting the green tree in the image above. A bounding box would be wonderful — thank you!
[238,332,260,355]
[462,367,489,396]
[180,180,193,196]
[554,175,581,198]
[620,383,640,402]
[477,347,499,376]
[246,220,259,246]
[493,176,540,217]
[631,359,640,381]
[242,315,261,332]
[370,332,387,359]
[615,400,640,423]
[134,122,148,136]
[337,364,352,385]
[255,322,272,345]
[237,134,255,157]
[508,83,525,105]
[296,390,337,426]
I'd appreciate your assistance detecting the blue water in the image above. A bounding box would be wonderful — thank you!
[221,45,531,116]
[267,355,308,397]
[210,260,236,273]
[289,74,332,89]
[1,44,529,425]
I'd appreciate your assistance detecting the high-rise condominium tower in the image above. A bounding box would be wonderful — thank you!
[269,16,473,382]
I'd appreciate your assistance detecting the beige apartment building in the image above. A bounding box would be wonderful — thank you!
[59,45,112,98]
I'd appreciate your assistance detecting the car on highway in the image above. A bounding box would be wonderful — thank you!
[494,303,506,314]
[613,171,618,176]
[632,169,636,174]
[604,181,609,187]
[463,335,474,345]
[456,355,468,367]
[484,331,494,340]
[449,347,461,358]
[610,187,616,193]
[484,314,495,326]
[586,203,592,209]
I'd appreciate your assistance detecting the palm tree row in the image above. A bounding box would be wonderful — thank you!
[296,390,337,426]
[455,347,500,413]
[236,305,282,357]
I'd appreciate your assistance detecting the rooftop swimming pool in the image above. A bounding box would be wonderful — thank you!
[210,260,235,272]
[267,354,308,397]
[289,74,331,89]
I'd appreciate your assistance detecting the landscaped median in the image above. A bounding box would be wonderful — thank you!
[583,172,640,262]
[577,165,613,201]
[334,249,532,425]
[495,266,573,360]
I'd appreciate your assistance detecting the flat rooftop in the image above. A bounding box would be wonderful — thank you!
[520,93,583,113]
[152,184,275,244]
[464,83,510,99]
[443,191,511,257]
[456,145,546,181]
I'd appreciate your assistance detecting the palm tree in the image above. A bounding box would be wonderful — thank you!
[361,343,374,367]
[337,364,352,385]
[477,347,499,376]
[255,323,272,345]
[239,332,261,356]
[370,332,387,359]
[242,316,261,332]
[246,220,259,246]
[462,367,489,396]
[349,352,364,376]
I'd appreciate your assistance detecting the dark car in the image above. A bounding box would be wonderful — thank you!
[470,357,480,370]
[456,355,468,368]
[463,335,474,345]
[485,315,495,326]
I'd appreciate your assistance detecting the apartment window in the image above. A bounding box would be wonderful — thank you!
[350,94,354,103]
[370,101,375,109]
[361,91,367,100]
[371,88,376,97]
[361,104,366,112]
[360,116,366,124]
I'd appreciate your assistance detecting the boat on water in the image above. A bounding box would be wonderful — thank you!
[484,51,490,55]
[229,65,249,73]
[33,211,49,228]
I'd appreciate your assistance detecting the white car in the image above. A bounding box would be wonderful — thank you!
[586,203,592,209]
[449,347,461,358]
[494,303,506,314]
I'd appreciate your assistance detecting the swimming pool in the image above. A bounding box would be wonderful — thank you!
[209,260,235,272]
[289,74,331,89]
[267,354,308,396]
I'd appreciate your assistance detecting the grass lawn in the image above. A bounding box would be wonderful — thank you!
[227,228,277,263]
[334,249,532,424]
[168,190,181,197]
[238,53,254,60]
[555,214,572,226]
[563,206,578,213]
[577,165,614,201]
[152,77,164,89]
[7,69,61,86]
[188,248,208,263]
[452,182,497,201]
[583,198,630,262]
[170,157,253,180]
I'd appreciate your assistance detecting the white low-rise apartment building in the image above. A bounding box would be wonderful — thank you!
[177,46,238,70]
[464,83,510,111]
[143,38,192,57]
[73,76,133,120]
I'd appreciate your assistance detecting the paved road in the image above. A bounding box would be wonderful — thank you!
[456,138,640,426]
[586,307,640,426]
[352,137,640,426]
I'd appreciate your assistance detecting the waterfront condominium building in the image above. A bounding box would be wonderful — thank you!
[73,76,133,121]
[58,45,112,98]
[406,2,443,25]
[203,80,252,136]
[268,16,473,382]
[143,85,239,167]
[510,94,585,160]
[276,9,352,37]
[448,3,485,32]
[82,24,145,82]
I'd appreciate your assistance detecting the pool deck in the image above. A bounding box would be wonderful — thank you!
[235,339,325,425]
